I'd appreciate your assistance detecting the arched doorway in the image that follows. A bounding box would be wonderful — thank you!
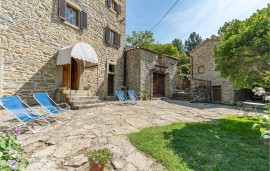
[62,58,79,90]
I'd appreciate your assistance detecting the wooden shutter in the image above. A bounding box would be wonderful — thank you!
[117,5,122,15]
[80,11,88,29]
[117,34,121,48]
[58,0,66,20]
[105,27,111,43]
[107,0,112,7]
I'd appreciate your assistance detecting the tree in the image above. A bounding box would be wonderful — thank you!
[172,39,190,76]
[126,30,155,48]
[185,32,202,52]
[214,4,270,89]
[172,38,185,53]
[150,43,180,57]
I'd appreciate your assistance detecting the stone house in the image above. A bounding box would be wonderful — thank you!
[0,0,178,108]
[125,47,178,99]
[0,0,126,107]
[189,39,235,104]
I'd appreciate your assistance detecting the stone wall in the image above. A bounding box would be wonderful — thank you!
[162,55,178,97]
[140,50,158,97]
[126,49,141,95]
[0,0,126,103]
[126,48,178,99]
[190,39,234,104]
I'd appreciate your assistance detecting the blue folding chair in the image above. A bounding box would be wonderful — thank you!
[116,90,128,102]
[33,92,70,120]
[127,89,139,101]
[0,96,50,133]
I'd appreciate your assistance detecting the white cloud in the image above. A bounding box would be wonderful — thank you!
[159,0,269,43]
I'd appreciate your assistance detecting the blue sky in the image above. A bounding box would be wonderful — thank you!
[126,0,269,44]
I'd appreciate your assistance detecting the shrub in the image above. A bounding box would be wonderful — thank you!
[0,130,28,170]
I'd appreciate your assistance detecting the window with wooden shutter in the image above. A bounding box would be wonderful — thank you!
[117,5,122,15]
[80,11,87,29]
[59,0,66,20]
[65,4,79,27]
[107,0,112,7]
[117,34,121,48]
[105,27,111,43]
[105,27,120,48]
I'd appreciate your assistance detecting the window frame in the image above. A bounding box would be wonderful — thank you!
[198,65,205,74]
[64,1,81,29]
[109,29,118,46]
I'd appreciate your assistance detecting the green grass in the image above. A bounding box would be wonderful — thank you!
[128,116,269,171]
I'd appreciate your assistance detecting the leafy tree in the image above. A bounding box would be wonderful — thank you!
[172,39,190,76]
[150,43,180,57]
[172,38,185,53]
[126,30,180,57]
[214,5,270,89]
[185,32,202,52]
[126,30,155,48]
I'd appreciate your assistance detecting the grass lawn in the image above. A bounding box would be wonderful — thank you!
[129,116,269,171]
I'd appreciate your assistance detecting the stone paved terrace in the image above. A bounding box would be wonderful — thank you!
[0,99,242,171]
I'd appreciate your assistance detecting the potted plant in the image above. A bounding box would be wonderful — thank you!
[58,85,68,90]
[84,85,91,91]
[88,148,112,171]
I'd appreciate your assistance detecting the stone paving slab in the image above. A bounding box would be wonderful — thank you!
[0,99,242,170]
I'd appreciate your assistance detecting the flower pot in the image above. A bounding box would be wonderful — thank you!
[89,162,104,171]
[84,88,90,90]
[58,86,68,90]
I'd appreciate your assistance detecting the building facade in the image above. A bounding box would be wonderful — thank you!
[0,0,126,103]
[126,47,178,99]
[189,39,235,104]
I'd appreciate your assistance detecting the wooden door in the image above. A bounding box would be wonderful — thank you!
[62,58,79,90]
[63,64,70,88]
[107,74,114,96]
[71,58,79,90]
[212,85,222,103]
[153,73,165,97]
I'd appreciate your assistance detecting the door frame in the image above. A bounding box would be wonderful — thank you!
[212,85,222,103]
[62,58,80,90]
[152,72,166,97]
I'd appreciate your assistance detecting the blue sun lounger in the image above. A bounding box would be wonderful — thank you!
[127,89,139,101]
[116,89,128,102]
[0,96,50,133]
[33,92,71,120]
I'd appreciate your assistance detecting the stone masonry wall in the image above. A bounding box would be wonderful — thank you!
[126,49,141,95]
[190,39,234,104]
[162,55,178,97]
[140,50,158,98]
[0,0,126,103]
[126,49,178,99]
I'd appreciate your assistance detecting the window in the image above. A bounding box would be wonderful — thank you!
[109,30,117,46]
[198,65,205,74]
[58,0,88,29]
[109,64,115,72]
[65,5,79,27]
[107,0,121,14]
[112,1,118,12]
[105,27,121,48]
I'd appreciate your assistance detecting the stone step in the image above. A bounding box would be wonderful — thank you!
[63,90,94,96]
[67,96,99,102]
[71,103,105,110]
[69,99,102,106]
